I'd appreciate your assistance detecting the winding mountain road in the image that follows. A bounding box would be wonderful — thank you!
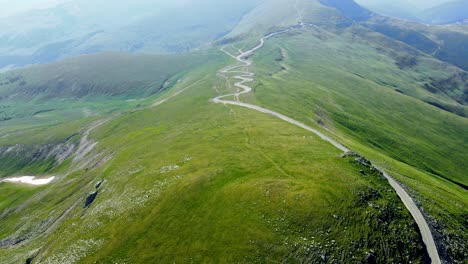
[212,28,441,264]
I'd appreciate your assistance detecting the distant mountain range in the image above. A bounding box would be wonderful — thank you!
[420,0,468,24]
[0,0,262,69]
[357,0,468,25]
[1,0,467,72]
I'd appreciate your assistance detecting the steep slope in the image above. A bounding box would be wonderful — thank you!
[420,0,468,25]
[227,0,468,90]
[0,52,211,100]
[318,0,468,72]
[319,0,372,22]
[364,17,468,71]
[355,0,467,25]
[224,0,358,40]
[313,0,468,71]
[221,2,467,262]
[0,50,219,178]
[355,0,422,21]
[215,29,442,262]
[246,24,467,263]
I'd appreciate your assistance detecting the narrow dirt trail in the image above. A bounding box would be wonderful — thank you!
[212,28,441,264]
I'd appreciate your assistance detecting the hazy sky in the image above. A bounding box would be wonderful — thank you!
[355,0,452,9]
[0,0,68,17]
[0,0,455,18]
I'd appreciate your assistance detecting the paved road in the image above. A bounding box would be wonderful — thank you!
[212,28,441,264]
[377,166,441,264]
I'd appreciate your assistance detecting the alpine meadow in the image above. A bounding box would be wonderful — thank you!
[0,0,466,263]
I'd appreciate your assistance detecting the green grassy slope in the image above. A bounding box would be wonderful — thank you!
[224,0,346,40]
[0,52,212,100]
[0,51,218,178]
[245,27,467,262]
[252,27,467,185]
[364,17,468,71]
[0,51,214,141]
[225,0,468,74]
[0,52,427,263]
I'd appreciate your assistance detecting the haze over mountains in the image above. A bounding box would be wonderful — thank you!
[356,0,468,24]
[0,0,467,263]
[0,0,263,69]
[1,0,467,70]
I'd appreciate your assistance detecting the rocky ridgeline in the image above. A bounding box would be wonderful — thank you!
[0,140,77,174]
[0,119,111,177]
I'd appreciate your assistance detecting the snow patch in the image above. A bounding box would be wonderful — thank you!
[1,176,55,185]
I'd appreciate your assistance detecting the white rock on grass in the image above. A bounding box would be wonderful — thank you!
[159,165,180,174]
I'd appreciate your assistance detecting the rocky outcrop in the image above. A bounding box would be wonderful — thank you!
[0,141,76,164]
[84,192,98,208]
[0,119,110,177]
[341,152,374,169]
[0,142,76,176]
